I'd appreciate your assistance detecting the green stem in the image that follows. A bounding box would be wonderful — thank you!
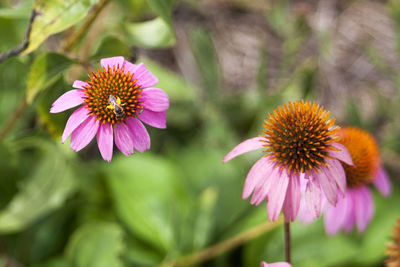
[284,221,291,263]
[159,217,283,267]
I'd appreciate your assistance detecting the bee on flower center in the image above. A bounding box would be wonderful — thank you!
[107,95,125,119]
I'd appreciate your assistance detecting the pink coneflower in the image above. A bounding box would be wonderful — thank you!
[50,56,169,161]
[223,101,353,222]
[323,127,391,235]
[261,261,292,267]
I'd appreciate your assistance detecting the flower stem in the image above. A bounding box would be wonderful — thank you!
[284,221,291,263]
[0,98,28,140]
[159,217,283,267]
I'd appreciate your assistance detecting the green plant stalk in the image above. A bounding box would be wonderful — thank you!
[159,217,284,267]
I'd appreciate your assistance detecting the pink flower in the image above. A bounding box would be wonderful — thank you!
[223,101,353,222]
[322,127,391,235]
[261,261,292,267]
[50,56,169,162]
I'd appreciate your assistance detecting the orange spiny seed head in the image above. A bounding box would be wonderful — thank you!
[338,127,380,188]
[262,101,339,175]
[83,66,142,125]
[386,219,400,267]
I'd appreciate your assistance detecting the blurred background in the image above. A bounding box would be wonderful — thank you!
[0,0,399,266]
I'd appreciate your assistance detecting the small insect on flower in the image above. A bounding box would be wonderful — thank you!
[224,101,353,222]
[50,56,169,162]
[107,95,126,119]
[386,218,400,267]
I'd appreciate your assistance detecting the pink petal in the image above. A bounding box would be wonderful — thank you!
[72,80,88,89]
[373,167,391,196]
[243,156,273,199]
[100,56,125,70]
[70,116,99,152]
[62,106,90,143]
[328,142,354,166]
[50,89,85,113]
[138,110,166,129]
[250,166,280,206]
[122,60,137,74]
[324,192,350,235]
[97,123,113,162]
[131,63,159,88]
[267,170,290,222]
[261,262,292,267]
[140,88,169,112]
[126,117,150,153]
[305,176,322,219]
[114,123,135,156]
[324,158,346,194]
[282,174,301,222]
[343,193,356,233]
[314,168,338,205]
[354,186,374,233]
[297,196,317,224]
[223,137,265,163]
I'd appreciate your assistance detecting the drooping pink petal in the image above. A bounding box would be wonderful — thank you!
[100,56,125,70]
[297,196,317,224]
[223,137,265,163]
[314,168,338,205]
[131,63,159,88]
[70,116,100,152]
[50,89,85,113]
[243,156,273,199]
[261,262,292,267]
[267,170,290,222]
[323,158,346,194]
[305,176,322,219]
[324,191,350,235]
[97,123,113,162]
[282,174,301,222]
[328,142,354,166]
[126,117,150,153]
[62,106,90,143]
[138,110,166,129]
[343,192,356,233]
[140,88,169,112]
[114,122,134,156]
[354,186,374,233]
[373,167,391,196]
[72,80,88,89]
[250,166,280,205]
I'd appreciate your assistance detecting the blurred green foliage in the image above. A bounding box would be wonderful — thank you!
[0,0,399,266]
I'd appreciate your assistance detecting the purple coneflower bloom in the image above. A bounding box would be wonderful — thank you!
[261,261,292,267]
[223,101,353,222]
[50,56,169,162]
[322,127,391,235]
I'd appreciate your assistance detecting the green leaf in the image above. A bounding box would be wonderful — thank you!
[147,0,175,24]
[27,52,74,104]
[105,154,190,252]
[66,222,124,267]
[0,0,33,19]
[37,77,71,138]
[0,139,76,233]
[189,27,220,101]
[91,35,132,60]
[139,57,196,102]
[23,0,100,54]
[125,17,176,48]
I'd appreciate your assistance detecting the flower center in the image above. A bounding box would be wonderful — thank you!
[262,101,339,175]
[83,65,143,124]
[338,127,379,188]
